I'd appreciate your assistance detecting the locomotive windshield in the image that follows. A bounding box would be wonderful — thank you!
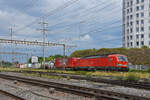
[118,56,128,62]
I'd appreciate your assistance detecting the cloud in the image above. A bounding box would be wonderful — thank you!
[80,34,91,41]
[0,0,122,57]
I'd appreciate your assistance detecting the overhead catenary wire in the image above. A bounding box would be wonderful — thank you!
[12,0,116,36]
[46,19,121,40]
[54,22,122,44]
[46,0,122,34]
[55,0,111,20]
[15,0,122,42]
[76,1,117,19]
[47,0,119,29]
[24,0,40,9]
[14,0,80,34]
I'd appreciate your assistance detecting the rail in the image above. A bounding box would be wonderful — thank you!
[0,89,25,100]
[16,71,150,90]
[0,73,149,100]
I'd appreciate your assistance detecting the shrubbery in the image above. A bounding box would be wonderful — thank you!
[125,73,140,81]
[147,68,150,73]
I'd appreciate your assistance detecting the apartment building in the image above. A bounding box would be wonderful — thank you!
[123,0,150,48]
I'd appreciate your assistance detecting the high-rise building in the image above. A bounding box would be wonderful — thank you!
[123,0,150,48]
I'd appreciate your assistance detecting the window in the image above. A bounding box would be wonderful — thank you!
[136,0,139,4]
[141,5,144,10]
[137,42,139,46]
[136,20,139,24]
[149,19,150,23]
[141,34,144,38]
[127,36,129,40]
[130,35,133,40]
[149,41,150,45]
[130,21,133,26]
[149,34,150,38]
[130,8,132,12]
[127,29,129,34]
[141,20,144,24]
[136,6,139,11]
[131,1,133,6]
[136,13,139,18]
[127,43,129,47]
[141,41,144,45]
[118,56,128,62]
[136,34,139,39]
[127,2,130,7]
[127,16,129,20]
[136,27,139,32]
[130,15,133,19]
[127,9,129,14]
[127,22,129,27]
[130,28,133,33]
[141,0,144,3]
[130,42,133,46]
[141,12,144,17]
[149,26,150,30]
[141,27,144,31]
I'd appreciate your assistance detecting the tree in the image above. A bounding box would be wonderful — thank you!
[53,54,63,58]
[27,54,64,63]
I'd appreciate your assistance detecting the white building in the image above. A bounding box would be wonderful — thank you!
[123,0,150,48]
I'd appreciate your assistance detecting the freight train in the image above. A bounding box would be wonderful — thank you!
[54,54,129,71]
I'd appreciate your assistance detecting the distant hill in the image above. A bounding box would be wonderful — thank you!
[70,48,150,67]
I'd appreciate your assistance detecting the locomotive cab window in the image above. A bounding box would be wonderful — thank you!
[118,56,128,61]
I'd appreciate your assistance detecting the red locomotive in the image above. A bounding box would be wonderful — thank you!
[54,54,129,71]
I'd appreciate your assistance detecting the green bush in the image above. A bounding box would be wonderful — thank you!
[147,68,150,73]
[116,76,124,80]
[75,71,87,75]
[86,73,92,78]
[129,69,146,73]
[58,76,63,79]
[125,74,140,81]
[66,76,70,80]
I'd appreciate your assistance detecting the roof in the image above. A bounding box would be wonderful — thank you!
[81,53,121,59]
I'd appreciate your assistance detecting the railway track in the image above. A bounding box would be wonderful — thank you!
[0,89,25,100]
[0,73,149,100]
[15,71,150,91]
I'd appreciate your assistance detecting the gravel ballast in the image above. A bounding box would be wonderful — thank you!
[1,72,150,99]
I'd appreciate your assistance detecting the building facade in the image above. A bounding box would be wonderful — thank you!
[123,0,150,48]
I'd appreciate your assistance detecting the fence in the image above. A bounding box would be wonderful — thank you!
[129,65,149,70]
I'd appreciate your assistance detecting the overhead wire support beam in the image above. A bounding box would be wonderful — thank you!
[0,38,69,46]
[0,52,28,55]
[0,38,77,60]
